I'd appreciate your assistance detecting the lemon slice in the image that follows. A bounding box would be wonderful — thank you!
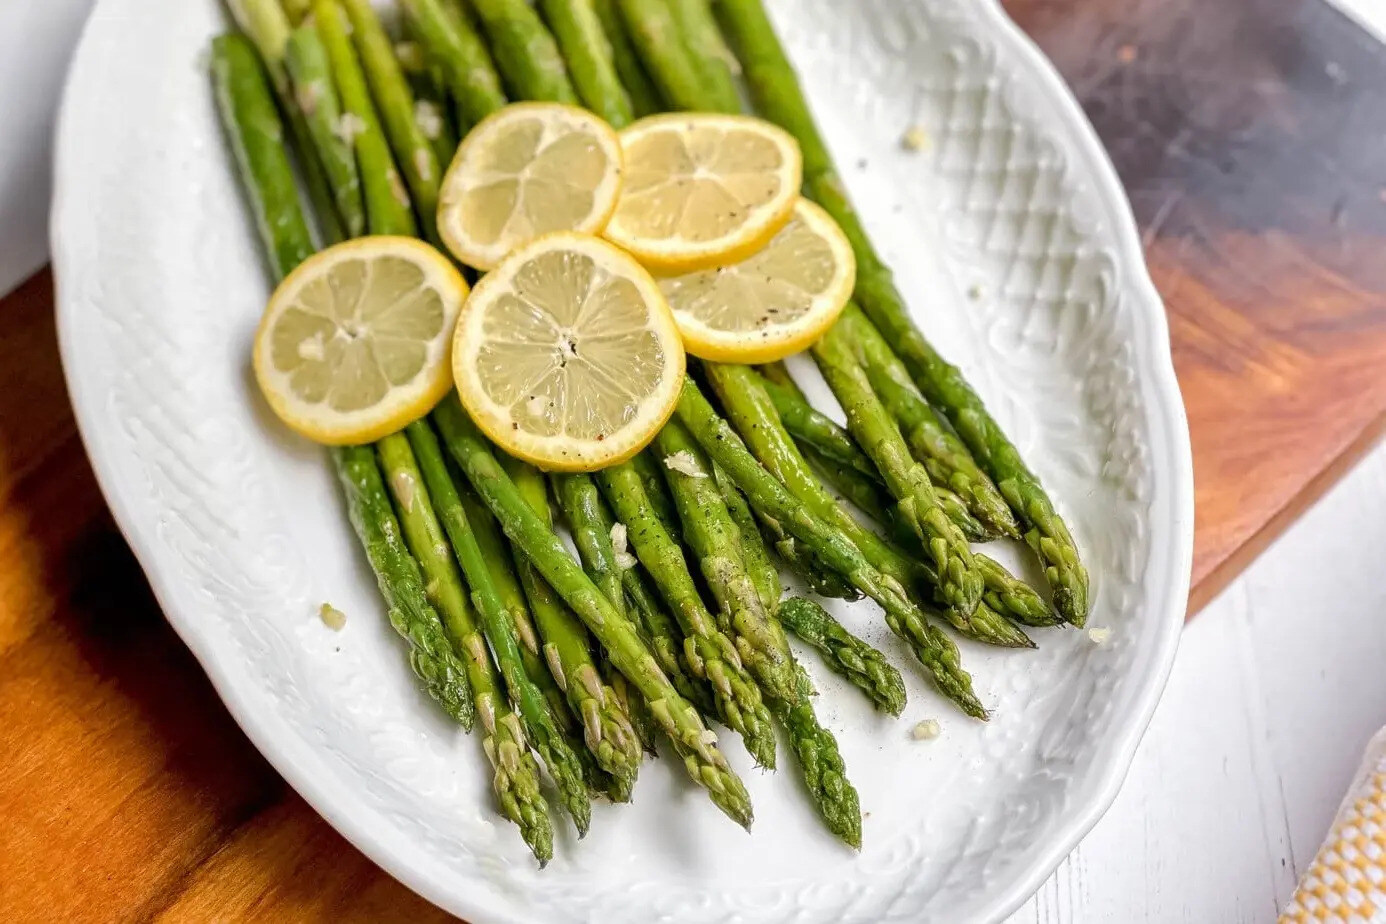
[658,198,856,363]
[452,233,685,471]
[253,237,466,445]
[437,102,624,271]
[604,113,803,273]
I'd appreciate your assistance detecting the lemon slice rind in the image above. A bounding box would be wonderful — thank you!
[605,113,803,274]
[437,102,624,272]
[659,198,856,364]
[252,236,466,446]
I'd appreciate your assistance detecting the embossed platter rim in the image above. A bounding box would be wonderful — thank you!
[51,0,1193,921]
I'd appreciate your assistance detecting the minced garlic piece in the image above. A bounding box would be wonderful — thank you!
[912,719,941,741]
[319,602,347,631]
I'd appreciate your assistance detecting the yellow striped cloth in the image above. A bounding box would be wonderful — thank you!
[1281,730,1386,923]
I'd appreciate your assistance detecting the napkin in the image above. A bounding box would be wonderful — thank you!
[1280,727,1386,922]
[0,0,96,297]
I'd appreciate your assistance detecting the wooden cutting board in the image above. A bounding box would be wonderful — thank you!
[3,0,1385,918]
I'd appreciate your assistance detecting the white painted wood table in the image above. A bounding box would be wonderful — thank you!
[1008,441,1386,922]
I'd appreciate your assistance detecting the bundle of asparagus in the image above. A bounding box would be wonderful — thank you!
[214,0,1089,864]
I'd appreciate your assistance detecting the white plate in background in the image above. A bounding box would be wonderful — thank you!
[51,1,1193,921]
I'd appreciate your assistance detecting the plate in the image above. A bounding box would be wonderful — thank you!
[51,1,1194,921]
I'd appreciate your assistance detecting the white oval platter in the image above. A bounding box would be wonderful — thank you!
[51,0,1194,921]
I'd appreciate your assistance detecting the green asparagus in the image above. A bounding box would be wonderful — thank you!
[452,477,599,823]
[468,0,580,104]
[339,0,443,243]
[770,664,861,849]
[212,32,316,276]
[653,420,796,702]
[811,322,984,618]
[777,597,905,716]
[597,461,778,767]
[313,0,418,238]
[630,449,679,534]
[434,396,754,828]
[402,422,558,861]
[843,305,1017,538]
[754,365,998,541]
[676,379,986,718]
[550,472,714,716]
[213,32,564,861]
[399,0,509,130]
[590,0,661,116]
[283,22,366,238]
[622,563,719,716]
[704,363,1030,645]
[803,440,990,545]
[502,457,643,794]
[226,0,343,240]
[710,461,780,613]
[664,0,742,111]
[754,374,881,484]
[616,0,736,113]
[714,0,1089,624]
[537,0,635,125]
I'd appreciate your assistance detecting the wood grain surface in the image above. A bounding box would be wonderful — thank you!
[3,0,1385,918]
[1003,0,1386,611]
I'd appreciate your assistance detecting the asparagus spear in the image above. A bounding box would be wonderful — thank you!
[631,449,679,534]
[676,379,986,718]
[212,32,472,723]
[339,0,443,244]
[399,0,508,130]
[973,554,1064,628]
[212,31,317,276]
[550,473,626,614]
[400,424,558,860]
[675,422,860,847]
[777,597,905,716]
[755,371,995,542]
[653,420,796,703]
[754,508,860,601]
[550,473,716,716]
[802,445,1051,628]
[334,440,478,726]
[604,665,659,754]
[664,0,742,111]
[379,430,557,858]
[590,0,661,117]
[502,457,644,794]
[597,461,777,767]
[753,374,881,484]
[710,461,780,613]
[537,0,635,125]
[280,0,311,25]
[771,664,861,849]
[452,477,602,820]
[843,305,1018,538]
[419,445,592,832]
[467,0,580,104]
[282,22,366,239]
[803,438,990,544]
[714,0,1090,624]
[623,561,720,716]
[704,363,1031,647]
[213,32,560,860]
[811,323,984,619]
[225,0,343,240]
[313,0,418,237]
[616,0,736,113]
[434,397,754,828]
